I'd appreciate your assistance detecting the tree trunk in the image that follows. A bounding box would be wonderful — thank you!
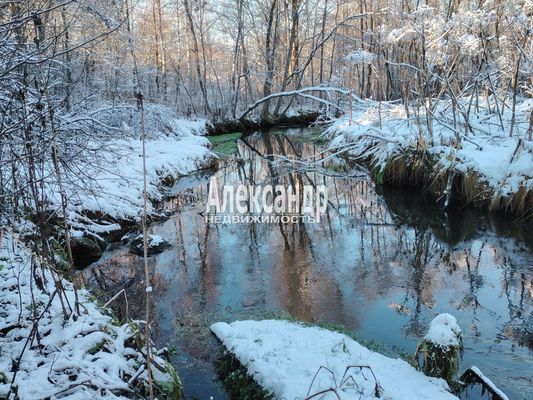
[261,0,278,119]
[182,0,211,114]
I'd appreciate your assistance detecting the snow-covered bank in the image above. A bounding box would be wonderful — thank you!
[325,99,533,218]
[63,134,216,222]
[0,229,177,399]
[48,104,218,236]
[211,320,458,400]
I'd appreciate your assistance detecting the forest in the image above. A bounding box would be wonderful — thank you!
[0,0,532,399]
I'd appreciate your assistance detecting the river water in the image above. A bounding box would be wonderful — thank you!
[85,127,533,399]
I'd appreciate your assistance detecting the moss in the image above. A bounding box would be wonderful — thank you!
[214,350,274,400]
[271,127,325,143]
[374,166,384,185]
[314,322,388,355]
[311,136,328,145]
[208,132,242,144]
[87,339,108,355]
[256,309,299,322]
[50,238,70,271]
[208,132,242,158]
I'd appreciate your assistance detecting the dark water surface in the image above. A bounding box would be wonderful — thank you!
[86,128,533,399]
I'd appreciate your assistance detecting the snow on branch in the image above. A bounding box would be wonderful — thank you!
[238,87,364,120]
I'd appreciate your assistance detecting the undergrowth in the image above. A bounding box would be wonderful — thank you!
[214,350,274,400]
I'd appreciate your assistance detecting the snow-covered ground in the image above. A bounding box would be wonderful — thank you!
[48,104,217,235]
[62,134,216,221]
[0,229,174,399]
[211,319,458,400]
[325,98,532,205]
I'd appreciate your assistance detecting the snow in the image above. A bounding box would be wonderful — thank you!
[211,319,458,400]
[0,229,171,399]
[147,234,164,246]
[457,33,481,57]
[61,134,216,222]
[469,366,510,400]
[0,102,216,236]
[89,103,208,140]
[387,27,418,43]
[325,98,533,201]
[40,103,218,235]
[345,50,376,65]
[134,234,164,246]
[424,314,462,348]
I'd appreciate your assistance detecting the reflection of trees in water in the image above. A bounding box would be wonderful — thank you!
[501,253,533,350]
[85,129,533,364]
[233,131,533,345]
[461,244,484,338]
[86,254,164,337]
[403,228,438,337]
[239,132,348,323]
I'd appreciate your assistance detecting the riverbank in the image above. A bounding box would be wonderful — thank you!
[325,99,533,219]
[211,319,458,400]
[29,104,220,267]
[0,105,219,397]
[0,228,179,399]
[82,127,532,399]
[59,104,218,236]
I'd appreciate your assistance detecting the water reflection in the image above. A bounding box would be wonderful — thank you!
[85,128,533,399]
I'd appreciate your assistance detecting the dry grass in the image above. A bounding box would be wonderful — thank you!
[492,187,533,220]
[382,156,408,184]
[372,151,532,220]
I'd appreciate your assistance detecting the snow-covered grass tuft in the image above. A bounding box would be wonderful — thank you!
[417,314,463,383]
[424,313,462,348]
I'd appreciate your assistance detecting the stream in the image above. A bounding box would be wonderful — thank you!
[85,127,533,399]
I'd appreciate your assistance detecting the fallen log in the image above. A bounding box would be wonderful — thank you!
[206,111,321,135]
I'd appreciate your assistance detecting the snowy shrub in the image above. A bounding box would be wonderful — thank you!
[457,33,482,57]
[91,103,208,140]
[386,27,418,44]
[345,50,376,65]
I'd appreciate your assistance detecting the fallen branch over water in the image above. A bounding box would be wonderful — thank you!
[238,87,364,120]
